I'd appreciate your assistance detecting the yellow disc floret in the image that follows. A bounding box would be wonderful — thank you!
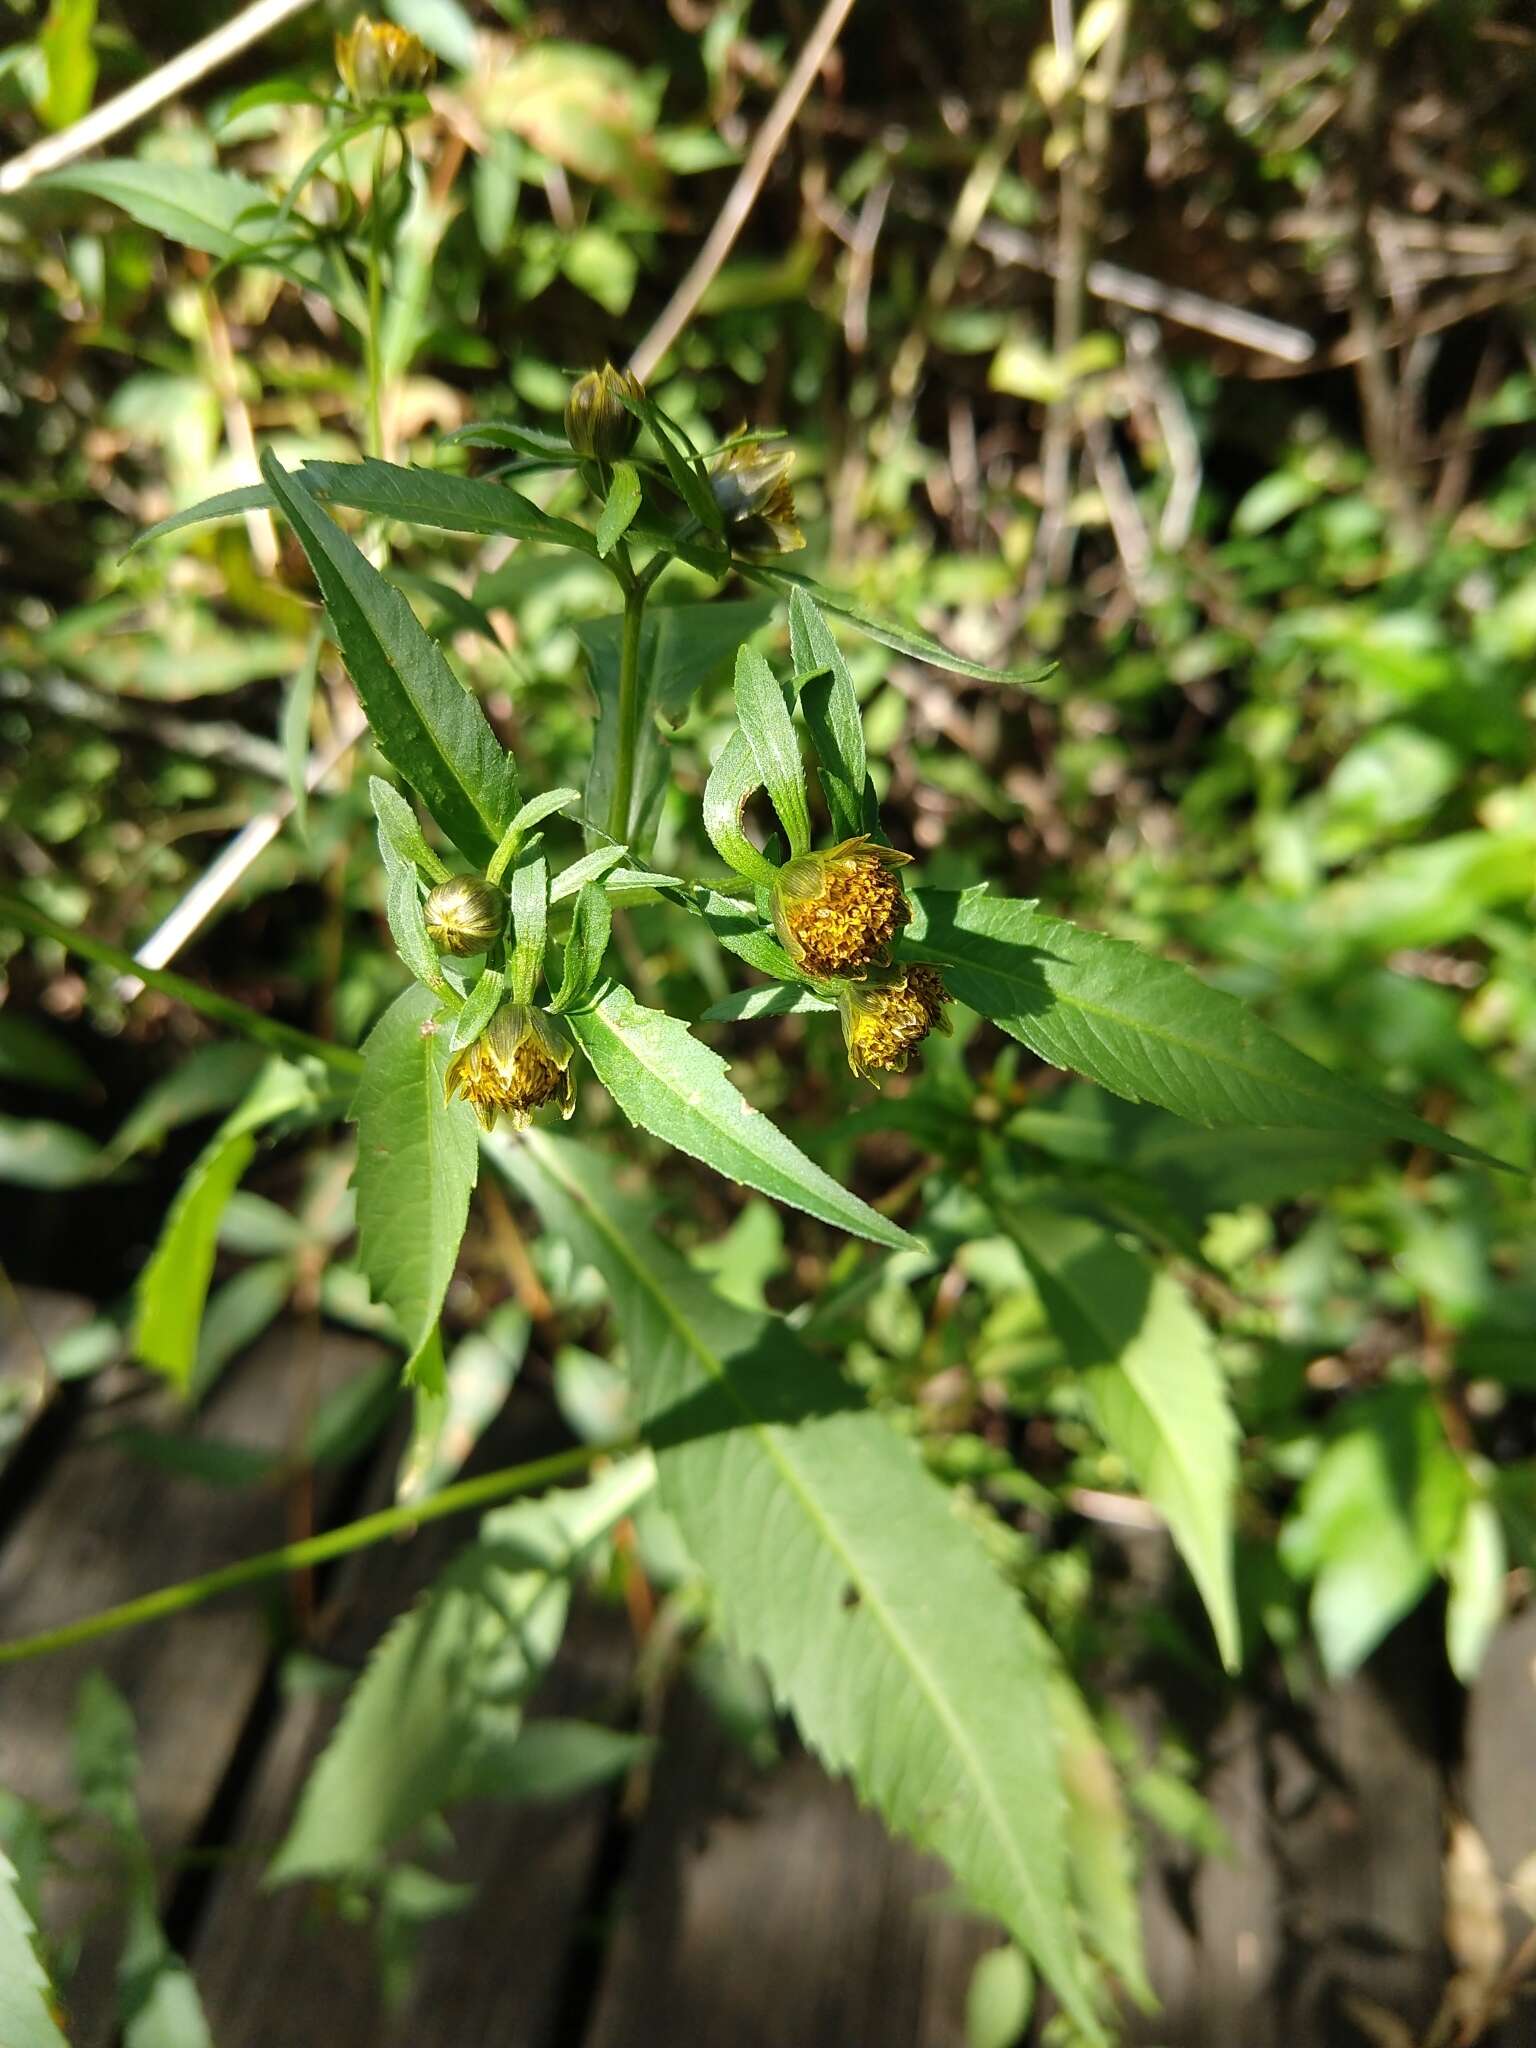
[838,965,952,1082]
[423,875,504,957]
[443,1004,576,1132]
[771,836,913,978]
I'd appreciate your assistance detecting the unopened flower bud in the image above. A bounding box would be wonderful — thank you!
[838,966,952,1083]
[565,363,642,461]
[444,1004,577,1132]
[770,836,913,979]
[423,875,504,956]
[709,433,804,553]
[335,15,436,103]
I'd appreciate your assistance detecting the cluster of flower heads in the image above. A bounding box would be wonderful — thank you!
[771,841,951,1082]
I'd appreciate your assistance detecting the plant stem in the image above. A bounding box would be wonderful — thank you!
[607,577,649,844]
[0,893,360,1073]
[0,1440,618,1666]
[365,126,388,460]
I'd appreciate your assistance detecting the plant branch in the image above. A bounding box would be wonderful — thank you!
[0,1441,618,1666]
[627,0,859,382]
[0,0,316,197]
[607,578,649,844]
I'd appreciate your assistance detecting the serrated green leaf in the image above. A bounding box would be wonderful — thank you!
[507,855,548,1002]
[370,775,450,883]
[741,563,1057,686]
[386,866,448,995]
[595,460,642,557]
[442,420,574,460]
[907,888,1499,1165]
[566,982,916,1251]
[1280,1385,1468,1678]
[0,1850,69,2048]
[552,881,612,1011]
[702,983,835,1022]
[263,454,519,866]
[296,458,597,554]
[40,162,318,284]
[1005,1204,1240,1670]
[734,644,811,858]
[495,1132,1103,2040]
[702,728,779,887]
[127,482,275,553]
[267,1455,654,1882]
[788,585,870,840]
[350,985,479,1387]
[134,1060,312,1390]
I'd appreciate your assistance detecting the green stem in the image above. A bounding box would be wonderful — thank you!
[607,578,649,844]
[0,1440,615,1667]
[0,895,360,1075]
[365,127,388,459]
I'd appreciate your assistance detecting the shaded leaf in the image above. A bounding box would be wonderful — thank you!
[496,1132,1104,2038]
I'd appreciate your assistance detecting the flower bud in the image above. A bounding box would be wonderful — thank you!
[838,966,952,1083]
[423,875,504,956]
[335,15,436,103]
[708,433,804,553]
[565,363,643,462]
[443,1004,577,1132]
[770,836,913,979]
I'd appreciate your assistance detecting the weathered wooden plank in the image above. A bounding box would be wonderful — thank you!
[1124,1698,1282,2047]
[580,1686,1000,2048]
[1265,1615,1450,2044]
[0,1313,387,2045]
[188,1391,626,2048]
[1464,1601,1536,2046]
[0,1285,93,1486]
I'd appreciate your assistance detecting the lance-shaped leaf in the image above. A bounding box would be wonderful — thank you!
[1004,1204,1241,1671]
[351,984,479,1389]
[565,983,916,1251]
[494,1132,1104,2041]
[134,1060,314,1391]
[734,644,811,858]
[703,729,779,887]
[268,1455,655,1882]
[297,458,599,554]
[0,1851,69,2048]
[263,454,519,863]
[906,887,1499,1164]
[742,563,1057,686]
[788,585,870,839]
[595,461,642,557]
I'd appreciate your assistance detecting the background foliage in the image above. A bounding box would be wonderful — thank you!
[3,0,1536,2042]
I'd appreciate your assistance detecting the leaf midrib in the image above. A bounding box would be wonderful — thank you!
[519,1131,1095,2038]
[922,912,1396,1126]
[582,993,911,1250]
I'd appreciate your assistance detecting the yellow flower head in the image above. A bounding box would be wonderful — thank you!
[423,875,504,957]
[565,363,643,462]
[335,15,436,104]
[771,836,912,979]
[443,1004,576,1132]
[838,965,952,1083]
[708,433,804,554]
